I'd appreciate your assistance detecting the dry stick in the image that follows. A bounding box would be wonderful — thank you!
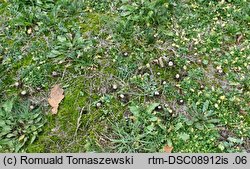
[74,106,85,138]
[60,67,67,81]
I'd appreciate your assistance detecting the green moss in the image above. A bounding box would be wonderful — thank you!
[79,13,109,34]
[27,75,125,152]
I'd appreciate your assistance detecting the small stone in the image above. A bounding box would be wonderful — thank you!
[157,72,161,76]
[21,90,27,96]
[162,81,167,85]
[157,105,162,110]
[154,91,160,96]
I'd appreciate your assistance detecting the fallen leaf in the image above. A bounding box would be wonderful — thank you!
[48,84,64,114]
[163,145,173,153]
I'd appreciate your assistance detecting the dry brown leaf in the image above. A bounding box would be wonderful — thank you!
[48,84,64,114]
[163,145,173,153]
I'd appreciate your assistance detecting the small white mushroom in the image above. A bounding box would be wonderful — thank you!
[30,105,35,110]
[27,28,32,34]
[200,84,205,90]
[21,90,27,96]
[14,82,20,87]
[119,94,125,99]
[178,99,184,104]
[52,71,58,77]
[197,59,202,64]
[157,105,162,110]
[175,74,180,79]
[218,69,223,74]
[96,102,102,108]
[123,52,128,56]
[112,84,118,90]
[168,61,174,67]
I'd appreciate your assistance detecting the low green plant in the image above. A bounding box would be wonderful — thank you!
[110,103,168,152]
[184,100,220,130]
[218,137,244,153]
[0,99,46,152]
[119,0,171,26]
[130,73,158,96]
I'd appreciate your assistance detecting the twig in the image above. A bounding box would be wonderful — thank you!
[60,67,67,81]
[74,106,85,137]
